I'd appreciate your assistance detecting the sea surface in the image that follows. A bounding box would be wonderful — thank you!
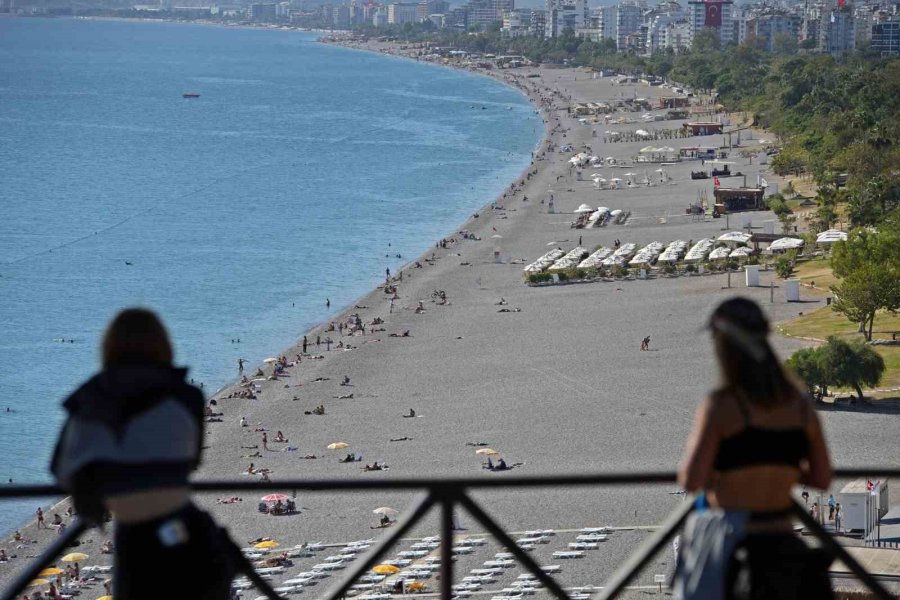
[0,17,541,534]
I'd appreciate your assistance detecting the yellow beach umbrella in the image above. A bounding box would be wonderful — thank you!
[61,553,88,562]
[475,448,498,456]
[27,579,49,587]
[372,564,400,575]
[97,596,114,600]
[255,540,279,549]
[407,582,427,592]
[327,442,349,450]
[38,567,63,577]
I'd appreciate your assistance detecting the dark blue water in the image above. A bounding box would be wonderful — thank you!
[0,17,541,533]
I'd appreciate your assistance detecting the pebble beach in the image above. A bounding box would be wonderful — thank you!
[3,38,898,599]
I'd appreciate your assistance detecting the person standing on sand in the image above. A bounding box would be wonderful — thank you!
[316,335,321,348]
[50,308,236,600]
[262,432,269,451]
[36,507,46,529]
[302,336,308,354]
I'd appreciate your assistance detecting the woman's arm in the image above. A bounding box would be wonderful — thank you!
[801,401,832,490]
[678,396,720,492]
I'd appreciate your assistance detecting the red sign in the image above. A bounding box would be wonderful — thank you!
[704,1,723,27]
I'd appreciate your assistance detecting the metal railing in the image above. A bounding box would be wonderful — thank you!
[2,468,897,600]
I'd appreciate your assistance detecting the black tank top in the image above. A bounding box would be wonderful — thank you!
[714,394,810,471]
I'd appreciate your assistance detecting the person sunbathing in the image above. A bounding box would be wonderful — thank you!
[341,376,351,386]
[274,431,287,443]
[390,437,412,442]
[334,393,353,399]
[254,368,264,377]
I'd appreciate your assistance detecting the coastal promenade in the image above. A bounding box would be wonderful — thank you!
[2,48,898,597]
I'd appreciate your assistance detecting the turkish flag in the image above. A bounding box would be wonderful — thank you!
[705,1,722,27]
[714,177,721,187]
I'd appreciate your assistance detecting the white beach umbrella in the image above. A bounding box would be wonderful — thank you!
[610,177,622,182]
[575,204,593,213]
[769,237,804,251]
[717,231,752,244]
[816,229,847,244]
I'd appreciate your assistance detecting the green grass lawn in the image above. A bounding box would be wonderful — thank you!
[791,257,840,292]
[779,307,900,394]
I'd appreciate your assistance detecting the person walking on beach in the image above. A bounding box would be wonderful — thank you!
[675,297,833,600]
[302,336,308,354]
[36,507,45,529]
[262,431,269,451]
[50,308,237,600]
[316,335,321,348]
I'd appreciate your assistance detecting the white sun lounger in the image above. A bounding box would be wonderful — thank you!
[383,559,412,566]
[452,547,475,555]
[568,542,599,550]
[542,565,562,573]
[551,551,585,559]
[455,538,486,546]
[255,566,286,575]
[483,560,515,568]
[312,563,345,571]
[494,552,513,560]
[274,586,301,594]
[575,534,608,542]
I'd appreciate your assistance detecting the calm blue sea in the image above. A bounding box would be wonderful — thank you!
[0,17,541,533]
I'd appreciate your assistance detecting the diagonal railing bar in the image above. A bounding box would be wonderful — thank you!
[791,501,893,600]
[439,495,455,600]
[457,493,571,600]
[596,497,695,600]
[323,493,436,600]
[2,518,89,600]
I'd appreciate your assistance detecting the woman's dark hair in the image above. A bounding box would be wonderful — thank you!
[709,297,799,406]
[102,308,173,369]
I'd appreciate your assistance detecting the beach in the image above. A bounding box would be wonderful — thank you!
[3,38,898,598]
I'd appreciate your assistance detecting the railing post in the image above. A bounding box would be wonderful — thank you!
[439,487,456,600]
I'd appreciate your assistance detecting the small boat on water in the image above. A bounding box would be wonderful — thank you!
[182,92,200,98]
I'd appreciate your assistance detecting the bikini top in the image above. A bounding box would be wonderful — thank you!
[713,394,810,472]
